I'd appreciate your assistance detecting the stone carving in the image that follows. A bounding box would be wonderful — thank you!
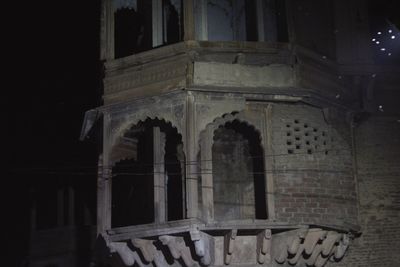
[104,61,187,95]
[108,242,137,266]
[257,229,272,264]
[190,230,212,266]
[224,229,237,265]
[102,227,353,267]
[275,229,351,267]
[159,235,197,267]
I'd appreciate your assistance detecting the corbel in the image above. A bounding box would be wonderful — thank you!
[257,229,272,264]
[332,234,350,261]
[224,229,237,265]
[159,235,196,267]
[303,229,327,255]
[108,242,137,266]
[190,229,212,266]
[287,228,308,265]
[131,238,157,263]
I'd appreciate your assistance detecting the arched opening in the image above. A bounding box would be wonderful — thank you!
[212,120,267,220]
[111,118,185,228]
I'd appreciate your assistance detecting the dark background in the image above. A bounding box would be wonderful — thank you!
[6,1,101,266]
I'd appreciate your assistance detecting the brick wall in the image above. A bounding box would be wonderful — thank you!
[332,116,400,267]
[271,104,358,226]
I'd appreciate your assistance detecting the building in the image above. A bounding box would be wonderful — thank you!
[79,0,400,266]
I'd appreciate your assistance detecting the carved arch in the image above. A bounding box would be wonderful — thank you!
[199,111,265,151]
[110,116,184,166]
[198,111,268,221]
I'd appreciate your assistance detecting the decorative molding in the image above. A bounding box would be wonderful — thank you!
[104,58,188,95]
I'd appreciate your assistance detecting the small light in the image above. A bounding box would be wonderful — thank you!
[388,53,392,56]
[335,94,340,99]
[322,55,327,59]
[378,105,384,112]
[380,48,386,51]
[389,29,392,33]
[376,41,380,44]
[377,31,382,35]
[372,73,376,78]
[372,38,376,41]
[391,35,395,39]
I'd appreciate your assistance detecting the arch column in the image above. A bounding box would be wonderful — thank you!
[201,126,214,221]
[153,127,166,222]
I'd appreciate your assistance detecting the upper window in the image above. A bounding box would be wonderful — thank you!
[195,0,288,42]
[114,0,183,59]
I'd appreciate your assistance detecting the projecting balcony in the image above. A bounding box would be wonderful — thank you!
[98,217,360,267]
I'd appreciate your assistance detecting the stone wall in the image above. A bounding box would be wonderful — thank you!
[271,104,358,226]
[332,116,400,267]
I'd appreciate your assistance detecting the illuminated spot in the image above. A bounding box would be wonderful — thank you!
[388,53,392,56]
[372,38,376,41]
[380,48,386,51]
[391,35,396,39]
[376,41,380,44]
[377,31,382,35]
[389,29,392,33]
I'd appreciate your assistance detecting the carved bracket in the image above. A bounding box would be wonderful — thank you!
[275,229,352,267]
[257,229,272,264]
[159,235,197,267]
[224,229,237,265]
[190,230,212,266]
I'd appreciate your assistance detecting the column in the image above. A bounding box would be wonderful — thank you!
[153,127,166,222]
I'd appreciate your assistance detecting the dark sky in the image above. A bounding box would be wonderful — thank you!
[6,1,101,265]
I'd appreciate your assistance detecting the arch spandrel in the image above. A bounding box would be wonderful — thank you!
[109,105,186,154]
[191,94,246,156]
[109,114,185,167]
[199,109,267,151]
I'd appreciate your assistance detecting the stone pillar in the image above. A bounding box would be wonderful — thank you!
[184,0,195,40]
[152,0,163,47]
[100,0,114,60]
[153,127,166,223]
[201,126,214,221]
[98,112,112,234]
[185,93,198,218]
[264,105,275,219]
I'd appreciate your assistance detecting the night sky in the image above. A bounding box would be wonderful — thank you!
[6,1,101,265]
[4,1,399,266]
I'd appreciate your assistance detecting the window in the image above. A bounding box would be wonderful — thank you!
[111,119,185,227]
[195,0,288,42]
[114,0,184,58]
